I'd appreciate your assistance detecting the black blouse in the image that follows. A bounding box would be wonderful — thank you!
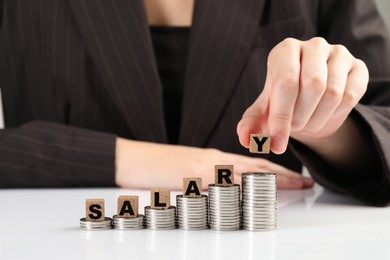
[150,26,190,144]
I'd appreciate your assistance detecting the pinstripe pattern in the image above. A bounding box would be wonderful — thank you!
[0,89,4,128]
[180,0,265,146]
[69,0,167,143]
[0,0,389,204]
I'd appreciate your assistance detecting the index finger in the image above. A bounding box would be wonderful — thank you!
[267,38,301,154]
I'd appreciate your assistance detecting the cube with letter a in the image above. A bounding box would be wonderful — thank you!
[117,195,138,218]
[183,177,202,197]
[215,165,234,186]
[150,188,170,209]
[86,198,105,222]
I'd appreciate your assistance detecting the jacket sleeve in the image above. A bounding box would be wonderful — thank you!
[0,1,116,188]
[0,121,117,188]
[290,0,390,206]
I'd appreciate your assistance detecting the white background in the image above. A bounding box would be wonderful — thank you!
[1,186,390,260]
[0,0,389,129]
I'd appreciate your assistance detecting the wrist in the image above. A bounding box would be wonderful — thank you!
[115,137,126,186]
[115,137,139,187]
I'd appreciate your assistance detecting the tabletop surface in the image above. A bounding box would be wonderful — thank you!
[0,184,389,260]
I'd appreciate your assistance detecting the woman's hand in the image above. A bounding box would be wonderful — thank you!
[115,138,313,190]
[237,37,369,154]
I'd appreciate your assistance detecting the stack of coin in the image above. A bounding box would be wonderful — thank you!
[80,217,112,230]
[144,206,176,230]
[176,195,208,230]
[208,184,241,231]
[112,214,144,230]
[241,172,277,231]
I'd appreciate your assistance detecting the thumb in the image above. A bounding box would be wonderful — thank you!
[237,71,272,147]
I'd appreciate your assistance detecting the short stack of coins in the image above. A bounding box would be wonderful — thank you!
[176,177,208,230]
[241,172,277,231]
[113,195,144,230]
[208,165,241,231]
[145,189,176,230]
[80,217,112,230]
[113,215,144,230]
[145,206,176,229]
[80,199,112,230]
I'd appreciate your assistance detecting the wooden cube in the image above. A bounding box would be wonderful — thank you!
[215,165,234,186]
[249,134,270,154]
[117,195,138,218]
[86,198,105,222]
[183,178,202,197]
[150,188,170,209]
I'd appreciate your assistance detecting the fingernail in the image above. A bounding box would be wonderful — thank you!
[272,135,288,154]
[303,177,314,187]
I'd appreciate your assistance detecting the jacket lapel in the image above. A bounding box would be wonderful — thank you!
[68,0,167,142]
[180,0,266,146]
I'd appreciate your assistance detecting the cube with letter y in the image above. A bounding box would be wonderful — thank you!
[249,134,270,154]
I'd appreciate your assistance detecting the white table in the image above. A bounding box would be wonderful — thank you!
[0,184,389,260]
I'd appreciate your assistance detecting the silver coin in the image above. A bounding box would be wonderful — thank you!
[243,222,277,226]
[242,207,277,212]
[243,227,276,231]
[242,199,276,203]
[242,182,276,186]
[242,220,277,225]
[243,198,275,201]
[177,205,208,209]
[242,172,276,177]
[242,210,277,215]
[242,203,277,207]
[242,188,277,192]
[243,222,277,227]
[146,226,176,230]
[210,224,241,228]
[242,191,276,195]
[243,216,277,221]
[178,214,208,217]
[177,206,207,210]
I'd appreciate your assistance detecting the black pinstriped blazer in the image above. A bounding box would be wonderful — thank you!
[1,0,390,205]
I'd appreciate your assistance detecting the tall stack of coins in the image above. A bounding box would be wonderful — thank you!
[176,177,208,230]
[208,165,241,231]
[242,172,277,231]
[144,206,176,229]
[208,184,241,231]
[176,195,208,230]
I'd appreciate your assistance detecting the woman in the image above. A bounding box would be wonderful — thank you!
[0,0,389,206]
